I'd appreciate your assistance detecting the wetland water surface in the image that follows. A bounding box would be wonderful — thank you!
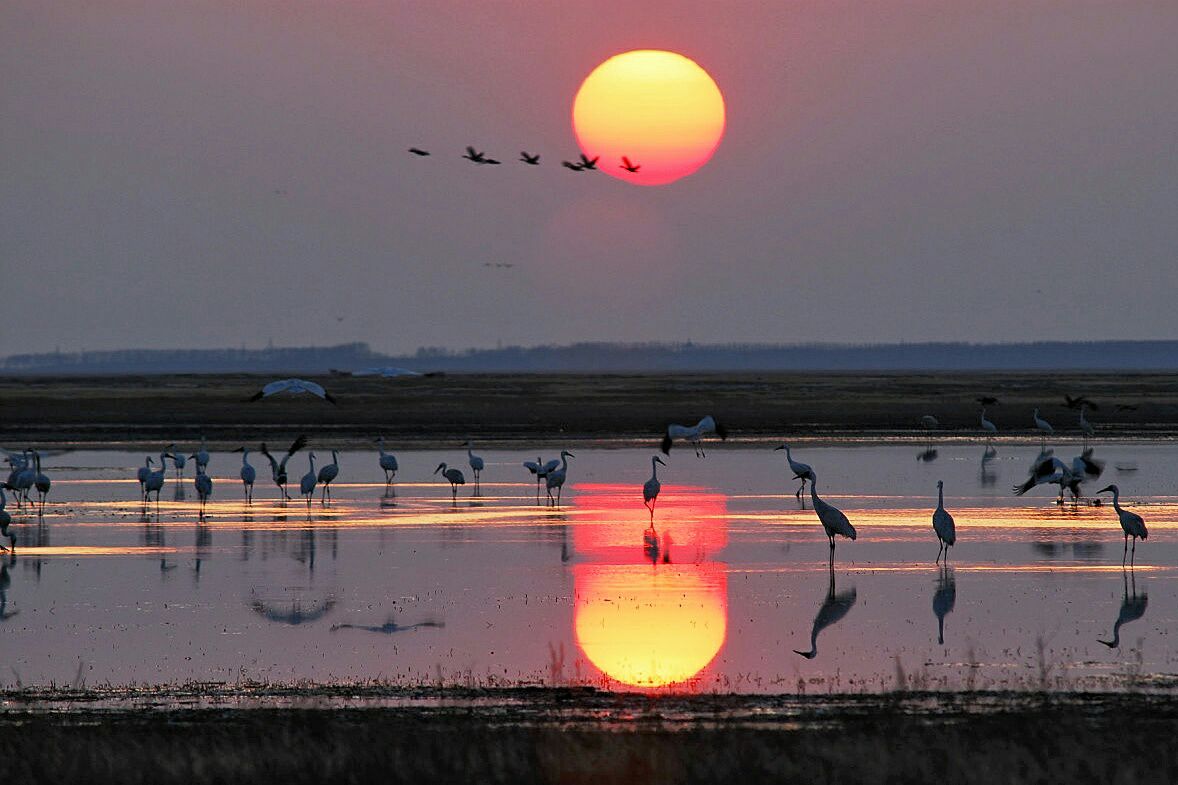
[2,443,1175,693]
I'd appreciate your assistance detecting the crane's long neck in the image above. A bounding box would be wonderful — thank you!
[651,457,660,480]
[242,450,250,466]
[937,485,944,509]
[560,454,569,471]
[810,477,819,503]
[1110,489,1122,512]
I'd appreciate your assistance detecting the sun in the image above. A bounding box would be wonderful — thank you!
[572,50,726,186]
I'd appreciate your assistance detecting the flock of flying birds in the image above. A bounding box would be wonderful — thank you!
[0,395,1151,567]
[409,146,643,174]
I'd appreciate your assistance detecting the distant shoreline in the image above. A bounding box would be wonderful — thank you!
[3,371,1178,449]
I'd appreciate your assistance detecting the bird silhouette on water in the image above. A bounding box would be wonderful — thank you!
[932,567,956,645]
[1098,569,1147,648]
[331,616,445,634]
[794,566,857,659]
[250,596,335,625]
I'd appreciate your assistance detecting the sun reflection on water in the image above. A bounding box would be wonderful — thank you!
[571,484,728,688]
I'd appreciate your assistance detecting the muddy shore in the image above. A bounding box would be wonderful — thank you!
[0,687,1173,784]
[2,371,1177,449]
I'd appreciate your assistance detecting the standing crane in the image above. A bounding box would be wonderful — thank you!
[434,463,466,500]
[774,444,814,497]
[643,455,666,520]
[317,450,340,504]
[1096,484,1148,567]
[809,471,857,564]
[932,480,956,563]
[376,437,399,486]
[299,453,318,509]
[545,451,574,506]
[238,448,257,504]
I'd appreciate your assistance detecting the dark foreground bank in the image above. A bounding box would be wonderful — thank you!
[1,688,1175,784]
[4,371,1178,448]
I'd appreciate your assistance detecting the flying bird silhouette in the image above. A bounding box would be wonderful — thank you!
[462,146,487,163]
[247,379,337,404]
[620,156,641,173]
[408,147,430,156]
[561,161,585,172]
[578,153,600,170]
[519,152,541,165]
[1064,395,1099,411]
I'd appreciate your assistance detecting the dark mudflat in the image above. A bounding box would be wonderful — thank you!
[2,371,1177,449]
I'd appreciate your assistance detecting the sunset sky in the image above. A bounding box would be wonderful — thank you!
[3,1,1176,356]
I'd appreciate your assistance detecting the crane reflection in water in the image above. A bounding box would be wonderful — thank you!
[571,484,728,689]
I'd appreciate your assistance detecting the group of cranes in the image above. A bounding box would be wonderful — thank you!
[6,400,1151,570]
[2,450,51,513]
[412,146,643,175]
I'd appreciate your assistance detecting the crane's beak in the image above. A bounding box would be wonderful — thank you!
[1096,485,1113,494]
[655,457,666,466]
[774,445,785,451]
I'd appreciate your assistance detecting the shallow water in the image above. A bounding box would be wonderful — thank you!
[2,442,1175,693]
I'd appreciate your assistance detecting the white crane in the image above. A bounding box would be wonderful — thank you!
[643,455,666,519]
[434,462,466,500]
[523,456,559,502]
[10,451,34,509]
[545,451,574,506]
[463,441,484,488]
[136,456,153,502]
[980,408,998,441]
[660,415,727,457]
[1032,408,1054,442]
[1096,484,1147,567]
[248,379,338,404]
[260,435,308,501]
[932,480,956,563]
[195,437,210,474]
[809,471,857,564]
[774,444,813,497]
[33,451,50,513]
[144,452,170,505]
[194,464,213,516]
[376,437,399,486]
[1079,406,1095,443]
[238,448,257,504]
[317,450,340,503]
[167,446,187,479]
[299,453,318,509]
[1013,452,1071,502]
